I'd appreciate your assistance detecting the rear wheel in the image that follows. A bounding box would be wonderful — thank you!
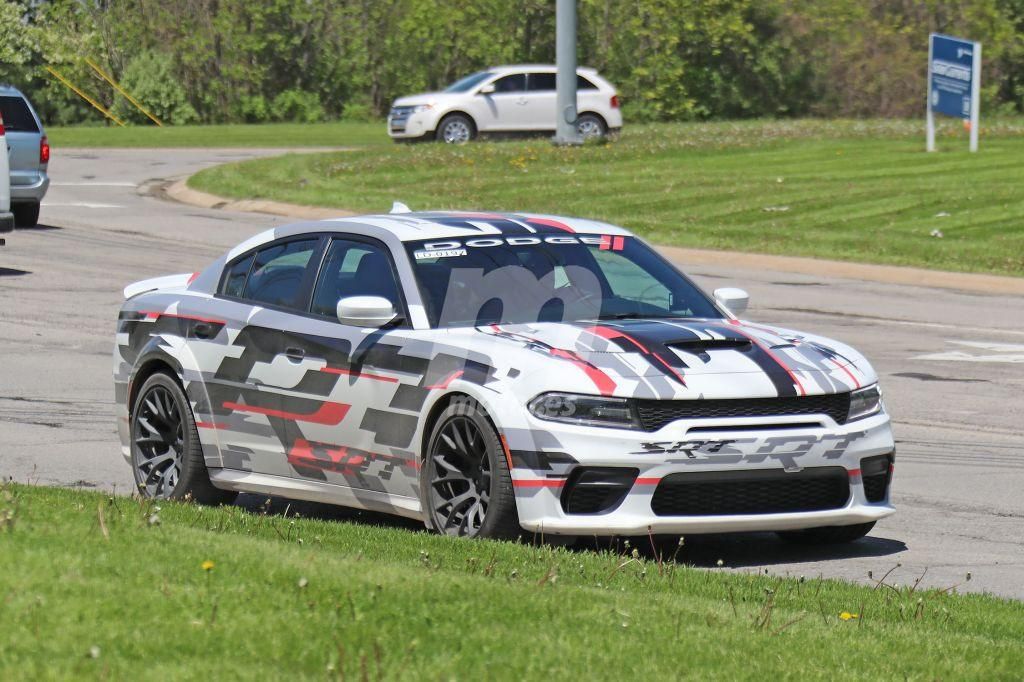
[777,521,875,545]
[576,113,606,140]
[423,398,519,539]
[435,114,475,144]
[131,372,236,504]
[13,202,40,228]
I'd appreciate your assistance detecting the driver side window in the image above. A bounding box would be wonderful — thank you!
[311,239,402,319]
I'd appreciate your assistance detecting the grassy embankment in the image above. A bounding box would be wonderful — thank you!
[185,118,1024,276]
[1,483,1022,679]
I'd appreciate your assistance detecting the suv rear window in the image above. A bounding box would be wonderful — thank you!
[0,96,40,133]
[525,74,599,91]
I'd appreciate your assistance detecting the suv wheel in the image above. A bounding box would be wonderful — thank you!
[576,114,606,140]
[131,372,237,504]
[13,202,40,228]
[422,398,520,539]
[436,114,475,144]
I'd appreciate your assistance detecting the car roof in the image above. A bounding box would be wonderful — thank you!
[488,64,599,74]
[0,84,26,96]
[225,211,633,260]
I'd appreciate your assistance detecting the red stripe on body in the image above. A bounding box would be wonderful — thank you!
[512,479,566,488]
[319,366,399,383]
[195,421,227,430]
[222,400,350,425]
[847,468,862,477]
[426,370,464,390]
[634,477,661,486]
[727,323,807,396]
[828,358,861,389]
[549,348,616,396]
[598,235,613,250]
[612,236,625,251]
[525,217,575,233]
[140,311,227,326]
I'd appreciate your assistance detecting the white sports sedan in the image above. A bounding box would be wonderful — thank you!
[114,211,895,542]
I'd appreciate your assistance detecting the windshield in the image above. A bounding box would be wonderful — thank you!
[406,235,721,328]
[443,71,494,93]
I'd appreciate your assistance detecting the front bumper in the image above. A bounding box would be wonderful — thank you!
[0,212,13,233]
[387,111,437,139]
[505,411,896,536]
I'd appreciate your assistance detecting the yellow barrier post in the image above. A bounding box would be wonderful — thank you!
[44,66,126,126]
[85,58,164,127]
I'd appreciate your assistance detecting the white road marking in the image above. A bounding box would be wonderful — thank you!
[912,339,1024,363]
[50,181,137,187]
[41,202,125,209]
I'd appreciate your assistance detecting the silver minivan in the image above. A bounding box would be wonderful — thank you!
[1,86,49,227]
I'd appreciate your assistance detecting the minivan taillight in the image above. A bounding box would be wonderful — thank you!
[40,135,50,164]
[610,95,620,109]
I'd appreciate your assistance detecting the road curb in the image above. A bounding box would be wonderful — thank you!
[167,179,1024,295]
[166,179,356,220]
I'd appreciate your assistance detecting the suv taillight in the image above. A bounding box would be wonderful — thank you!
[40,135,50,163]
[610,95,620,109]
[0,114,5,136]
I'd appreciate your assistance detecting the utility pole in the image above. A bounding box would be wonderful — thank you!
[553,0,582,145]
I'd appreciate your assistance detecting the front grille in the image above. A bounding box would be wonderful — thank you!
[389,106,414,118]
[860,454,893,503]
[651,467,850,516]
[634,393,851,431]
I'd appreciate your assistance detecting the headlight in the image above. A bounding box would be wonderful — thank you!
[528,392,638,429]
[412,104,434,113]
[847,384,883,422]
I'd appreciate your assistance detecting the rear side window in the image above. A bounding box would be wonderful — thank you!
[527,73,556,91]
[311,239,402,318]
[221,253,255,298]
[0,96,40,133]
[491,74,526,93]
[577,75,599,90]
[239,238,319,308]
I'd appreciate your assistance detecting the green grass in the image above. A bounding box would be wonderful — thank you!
[189,118,1024,276]
[48,121,387,148]
[1,483,1022,679]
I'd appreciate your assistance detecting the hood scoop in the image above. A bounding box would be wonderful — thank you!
[668,338,752,363]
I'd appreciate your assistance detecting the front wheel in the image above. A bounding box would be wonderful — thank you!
[435,114,475,144]
[776,521,876,545]
[422,398,520,539]
[130,372,236,504]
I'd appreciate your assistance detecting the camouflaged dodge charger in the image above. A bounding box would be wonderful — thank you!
[114,210,895,542]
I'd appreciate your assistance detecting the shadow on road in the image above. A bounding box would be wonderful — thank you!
[0,268,31,277]
[235,493,906,567]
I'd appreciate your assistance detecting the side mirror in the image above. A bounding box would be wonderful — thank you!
[337,296,397,328]
[478,83,495,95]
[713,287,749,317]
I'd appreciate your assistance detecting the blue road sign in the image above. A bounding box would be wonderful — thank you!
[929,34,976,119]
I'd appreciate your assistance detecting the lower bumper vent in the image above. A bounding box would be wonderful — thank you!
[561,467,638,515]
[651,467,850,516]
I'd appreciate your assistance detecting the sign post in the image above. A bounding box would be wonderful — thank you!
[927,34,981,152]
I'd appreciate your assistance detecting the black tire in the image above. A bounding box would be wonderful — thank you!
[130,372,236,505]
[776,521,875,545]
[576,113,606,140]
[421,397,520,539]
[435,113,475,144]
[13,202,40,228]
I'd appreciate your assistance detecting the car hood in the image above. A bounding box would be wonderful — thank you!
[391,92,463,108]
[452,318,874,399]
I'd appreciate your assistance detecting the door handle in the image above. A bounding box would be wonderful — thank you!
[284,347,306,362]
[192,322,215,339]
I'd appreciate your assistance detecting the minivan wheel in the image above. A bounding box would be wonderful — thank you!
[436,114,475,144]
[422,398,520,539]
[576,113,606,140]
[131,372,236,505]
[13,202,40,228]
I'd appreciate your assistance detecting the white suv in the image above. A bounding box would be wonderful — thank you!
[388,65,622,143]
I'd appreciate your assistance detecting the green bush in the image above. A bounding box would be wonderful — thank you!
[272,89,325,123]
[111,50,198,125]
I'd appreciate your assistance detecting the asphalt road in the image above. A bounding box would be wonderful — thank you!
[1,148,1021,599]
